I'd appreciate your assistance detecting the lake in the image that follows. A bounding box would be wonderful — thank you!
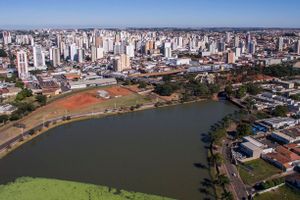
[0,101,237,199]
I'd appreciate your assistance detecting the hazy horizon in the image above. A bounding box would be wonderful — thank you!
[1,0,300,29]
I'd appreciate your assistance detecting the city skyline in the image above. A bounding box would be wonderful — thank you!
[1,0,300,29]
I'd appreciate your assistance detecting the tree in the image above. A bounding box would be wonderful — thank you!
[10,112,21,121]
[235,86,247,99]
[272,105,288,117]
[194,83,210,97]
[210,153,223,166]
[0,115,9,123]
[15,80,24,89]
[290,94,300,101]
[154,84,176,96]
[221,191,234,200]
[236,123,252,138]
[209,84,220,94]
[225,85,233,97]
[36,94,47,106]
[138,81,147,89]
[217,174,230,186]
[15,88,33,101]
[162,75,172,82]
[246,83,262,95]
[0,49,7,57]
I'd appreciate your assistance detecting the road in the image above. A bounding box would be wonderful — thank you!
[221,140,249,200]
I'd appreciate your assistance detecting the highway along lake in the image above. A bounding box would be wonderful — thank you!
[0,101,237,200]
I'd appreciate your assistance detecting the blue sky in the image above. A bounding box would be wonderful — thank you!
[0,0,299,28]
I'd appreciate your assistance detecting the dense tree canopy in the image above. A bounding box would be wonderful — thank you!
[0,49,7,57]
[272,105,288,117]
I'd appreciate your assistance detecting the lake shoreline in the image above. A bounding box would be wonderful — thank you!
[0,98,211,159]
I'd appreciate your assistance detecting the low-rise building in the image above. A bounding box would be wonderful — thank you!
[261,117,298,129]
[69,78,117,90]
[272,127,300,144]
[262,146,300,171]
[0,104,17,115]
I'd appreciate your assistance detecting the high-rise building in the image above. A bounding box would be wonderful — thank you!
[96,47,104,59]
[33,45,46,69]
[2,31,12,45]
[69,43,77,61]
[218,40,226,52]
[114,42,124,55]
[235,47,241,58]
[226,32,231,43]
[296,40,300,55]
[278,37,284,51]
[249,41,256,54]
[91,46,97,62]
[164,42,172,58]
[51,47,61,67]
[227,52,235,64]
[113,54,131,72]
[234,35,240,47]
[126,44,135,58]
[16,50,29,79]
[77,48,84,63]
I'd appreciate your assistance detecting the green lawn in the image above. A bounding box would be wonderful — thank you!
[254,185,300,200]
[0,177,173,200]
[238,159,281,185]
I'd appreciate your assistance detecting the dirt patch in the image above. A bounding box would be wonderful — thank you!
[56,92,103,110]
[48,86,134,111]
[105,86,133,97]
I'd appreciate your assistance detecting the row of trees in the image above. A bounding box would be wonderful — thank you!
[154,75,220,103]
[225,83,262,99]
[255,177,285,190]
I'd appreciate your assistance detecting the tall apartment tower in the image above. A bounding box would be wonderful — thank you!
[51,47,61,67]
[278,37,284,51]
[164,42,172,58]
[297,40,300,55]
[17,50,29,79]
[33,45,46,68]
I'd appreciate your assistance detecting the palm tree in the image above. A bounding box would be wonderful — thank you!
[218,174,230,186]
[221,190,234,200]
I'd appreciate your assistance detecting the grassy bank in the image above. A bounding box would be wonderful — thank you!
[0,177,173,200]
[238,159,281,185]
[254,185,300,200]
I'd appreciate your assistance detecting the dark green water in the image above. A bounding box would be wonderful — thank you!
[0,101,237,200]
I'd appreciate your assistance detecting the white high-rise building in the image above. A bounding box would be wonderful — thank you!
[69,43,77,61]
[2,31,12,45]
[91,46,97,62]
[126,44,135,58]
[77,48,84,63]
[226,32,231,43]
[51,47,61,67]
[33,45,46,69]
[96,47,104,59]
[17,50,29,79]
[164,42,172,58]
[235,47,241,58]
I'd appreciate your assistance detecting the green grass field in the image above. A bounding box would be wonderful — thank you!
[238,159,281,185]
[0,177,173,200]
[254,185,300,200]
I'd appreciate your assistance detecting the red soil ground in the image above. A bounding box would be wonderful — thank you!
[50,86,134,110]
